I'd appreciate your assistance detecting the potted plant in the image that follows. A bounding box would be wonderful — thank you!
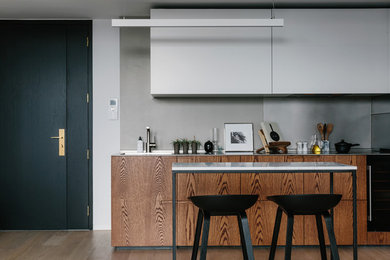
[181,138,190,154]
[172,139,181,154]
[191,139,201,154]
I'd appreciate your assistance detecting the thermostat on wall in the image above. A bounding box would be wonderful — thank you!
[109,98,119,120]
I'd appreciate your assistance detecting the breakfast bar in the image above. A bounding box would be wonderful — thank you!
[171,162,358,260]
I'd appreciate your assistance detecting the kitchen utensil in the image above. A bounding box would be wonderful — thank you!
[258,129,270,153]
[325,124,334,140]
[379,148,390,153]
[321,140,330,153]
[323,124,327,139]
[269,123,280,141]
[317,123,325,140]
[335,139,359,153]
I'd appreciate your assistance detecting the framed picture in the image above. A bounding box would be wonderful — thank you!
[224,123,254,152]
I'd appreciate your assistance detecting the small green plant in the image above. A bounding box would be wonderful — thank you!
[191,140,202,148]
[181,138,190,144]
[171,139,182,145]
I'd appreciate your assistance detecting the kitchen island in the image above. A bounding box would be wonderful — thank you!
[171,162,358,260]
[111,153,388,248]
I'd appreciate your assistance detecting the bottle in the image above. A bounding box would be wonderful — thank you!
[137,136,144,153]
[302,142,308,154]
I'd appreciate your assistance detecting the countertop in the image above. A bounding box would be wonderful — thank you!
[113,148,390,156]
[172,162,357,172]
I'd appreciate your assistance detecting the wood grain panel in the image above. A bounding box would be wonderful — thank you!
[355,155,367,200]
[111,156,174,247]
[303,156,331,195]
[247,200,304,245]
[177,202,198,246]
[176,155,241,246]
[241,156,303,200]
[367,232,390,245]
[303,201,367,245]
[177,202,241,246]
[112,154,371,247]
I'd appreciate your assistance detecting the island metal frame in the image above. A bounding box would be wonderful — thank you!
[171,162,358,260]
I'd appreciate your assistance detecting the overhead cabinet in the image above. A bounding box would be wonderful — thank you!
[150,9,390,96]
[272,9,390,94]
[150,9,272,96]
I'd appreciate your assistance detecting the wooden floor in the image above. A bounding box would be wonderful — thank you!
[1,231,390,260]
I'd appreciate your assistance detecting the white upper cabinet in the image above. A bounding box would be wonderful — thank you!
[151,9,272,96]
[273,9,389,94]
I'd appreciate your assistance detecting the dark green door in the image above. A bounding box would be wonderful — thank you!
[0,21,92,229]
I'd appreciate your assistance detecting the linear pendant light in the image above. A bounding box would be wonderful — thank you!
[111,18,284,27]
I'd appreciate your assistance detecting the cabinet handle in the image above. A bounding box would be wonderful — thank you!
[368,165,372,222]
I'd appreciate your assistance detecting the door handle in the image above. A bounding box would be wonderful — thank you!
[368,165,372,222]
[51,129,65,156]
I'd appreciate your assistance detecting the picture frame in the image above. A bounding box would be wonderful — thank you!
[224,123,254,152]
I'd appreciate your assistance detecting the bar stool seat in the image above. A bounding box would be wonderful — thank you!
[267,194,342,260]
[189,195,258,260]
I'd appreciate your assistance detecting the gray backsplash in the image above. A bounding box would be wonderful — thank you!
[263,97,372,149]
[120,27,374,151]
[371,96,390,149]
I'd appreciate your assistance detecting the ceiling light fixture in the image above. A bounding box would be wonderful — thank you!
[111,18,284,28]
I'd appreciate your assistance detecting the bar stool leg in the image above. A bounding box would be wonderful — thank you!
[315,214,327,260]
[191,209,204,260]
[200,211,211,260]
[269,206,283,260]
[323,211,340,260]
[237,211,255,260]
[285,214,294,260]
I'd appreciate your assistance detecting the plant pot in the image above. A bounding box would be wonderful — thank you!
[173,143,180,154]
[191,142,198,154]
[182,142,189,154]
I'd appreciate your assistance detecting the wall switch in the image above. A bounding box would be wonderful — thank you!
[109,98,119,120]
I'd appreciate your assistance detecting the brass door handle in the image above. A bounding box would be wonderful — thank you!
[51,129,65,156]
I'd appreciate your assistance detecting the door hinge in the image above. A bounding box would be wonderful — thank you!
[86,93,90,103]
[86,36,89,47]
[87,149,90,160]
[87,205,90,217]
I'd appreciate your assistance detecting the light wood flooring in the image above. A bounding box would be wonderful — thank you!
[1,231,390,260]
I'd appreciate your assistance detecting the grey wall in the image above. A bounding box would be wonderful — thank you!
[120,28,373,151]
[120,28,263,150]
[263,97,372,149]
[371,96,390,149]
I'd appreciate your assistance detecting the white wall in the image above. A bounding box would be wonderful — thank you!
[92,19,120,230]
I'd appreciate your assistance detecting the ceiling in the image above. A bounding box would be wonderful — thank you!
[0,0,389,19]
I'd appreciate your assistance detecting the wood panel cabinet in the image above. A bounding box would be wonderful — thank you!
[111,156,174,246]
[111,154,375,247]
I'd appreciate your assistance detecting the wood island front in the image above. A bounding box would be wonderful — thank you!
[111,154,386,248]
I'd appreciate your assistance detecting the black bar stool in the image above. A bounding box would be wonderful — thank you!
[189,194,258,260]
[267,194,342,260]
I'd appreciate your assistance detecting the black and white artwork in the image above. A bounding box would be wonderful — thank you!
[225,123,253,152]
[230,132,247,144]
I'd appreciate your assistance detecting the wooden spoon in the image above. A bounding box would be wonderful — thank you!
[325,123,334,140]
[317,123,325,140]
